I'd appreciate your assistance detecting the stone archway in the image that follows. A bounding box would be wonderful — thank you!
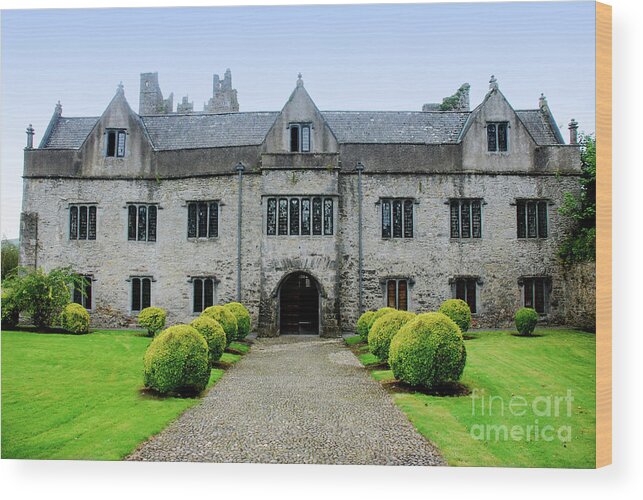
[279,272,320,335]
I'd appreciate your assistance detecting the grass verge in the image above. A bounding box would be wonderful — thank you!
[346,329,596,468]
[1,329,247,460]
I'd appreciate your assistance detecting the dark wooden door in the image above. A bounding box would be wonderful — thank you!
[279,273,319,335]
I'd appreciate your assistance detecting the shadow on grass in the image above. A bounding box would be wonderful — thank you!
[138,386,205,400]
[510,333,545,338]
[381,379,471,397]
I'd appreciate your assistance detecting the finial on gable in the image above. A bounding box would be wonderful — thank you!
[55,101,62,116]
[539,93,548,109]
[489,75,498,91]
[297,73,304,87]
[117,81,124,94]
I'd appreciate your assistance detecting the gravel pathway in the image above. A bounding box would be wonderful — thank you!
[127,336,445,465]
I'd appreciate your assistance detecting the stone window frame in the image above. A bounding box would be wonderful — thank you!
[486,121,509,153]
[188,275,220,314]
[184,200,222,240]
[448,198,485,240]
[513,198,551,239]
[126,275,156,313]
[105,128,127,158]
[380,276,415,311]
[518,276,552,315]
[263,195,335,237]
[377,197,417,239]
[71,274,95,311]
[288,122,312,153]
[449,275,483,315]
[67,203,98,241]
[125,203,160,243]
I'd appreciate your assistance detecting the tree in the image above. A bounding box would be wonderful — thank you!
[558,134,596,263]
[4,267,84,329]
[1,239,19,280]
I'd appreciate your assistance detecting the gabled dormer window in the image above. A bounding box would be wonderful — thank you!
[106,129,126,157]
[487,122,508,152]
[289,123,311,152]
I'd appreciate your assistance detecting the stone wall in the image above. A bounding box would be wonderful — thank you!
[560,261,596,332]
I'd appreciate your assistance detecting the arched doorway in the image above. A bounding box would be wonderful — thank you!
[279,272,320,335]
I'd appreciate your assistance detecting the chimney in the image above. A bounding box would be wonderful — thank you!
[25,124,34,149]
[568,118,579,145]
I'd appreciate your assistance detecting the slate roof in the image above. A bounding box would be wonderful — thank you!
[41,117,99,149]
[516,109,562,145]
[40,108,562,150]
[141,112,279,149]
[322,111,470,144]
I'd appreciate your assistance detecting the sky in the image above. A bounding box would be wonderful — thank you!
[0,1,596,239]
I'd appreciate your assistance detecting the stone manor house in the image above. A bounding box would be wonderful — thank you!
[19,71,582,336]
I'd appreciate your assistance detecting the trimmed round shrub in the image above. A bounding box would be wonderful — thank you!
[138,307,166,337]
[1,287,20,329]
[356,311,376,341]
[190,315,226,365]
[143,324,210,395]
[224,302,251,340]
[202,305,238,346]
[439,299,472,333]
[368,310,415,362]
[59,303,90,334]
[515,307,539,336]
[389,312,467,389]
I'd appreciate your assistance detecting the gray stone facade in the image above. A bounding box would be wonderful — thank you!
[20,73,582,336]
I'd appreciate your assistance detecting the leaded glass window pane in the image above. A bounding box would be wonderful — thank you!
[323,198,333,235]
[137,206,147,241]
[117,131,126,157]
[188,203,197,238]
[471,200,482,239]
[204,279,214,309]
[312,198,322,235]
[537,202,548,238]
[497,123,508,151]
[88,206,97,240]
[278,198,288,235]
[450,201,460,238]
[209,202,218,237]
[290,198,300,235]
[78,206,87,240]
[381,201,391,238]
[70,206,78,240]
[148,206,157,242]
[403,200,414,238]
[267,198,277,235]
[487,124,497,151]
[527,202,537,238]
[301,198,311,235]
[517,201,526,238]
[392,200,403,238]
[193,279,203,313]
[461,200,471,238]
[128,206,137,241]
[142,278,151,309]
[301,126,310,152]
[132,278,141,311]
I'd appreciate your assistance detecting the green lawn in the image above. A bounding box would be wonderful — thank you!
[1,329,245,460]
[349,329,596,468]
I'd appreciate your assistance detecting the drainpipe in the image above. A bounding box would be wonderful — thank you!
[235,162,245,302]
[355,161,365,315]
